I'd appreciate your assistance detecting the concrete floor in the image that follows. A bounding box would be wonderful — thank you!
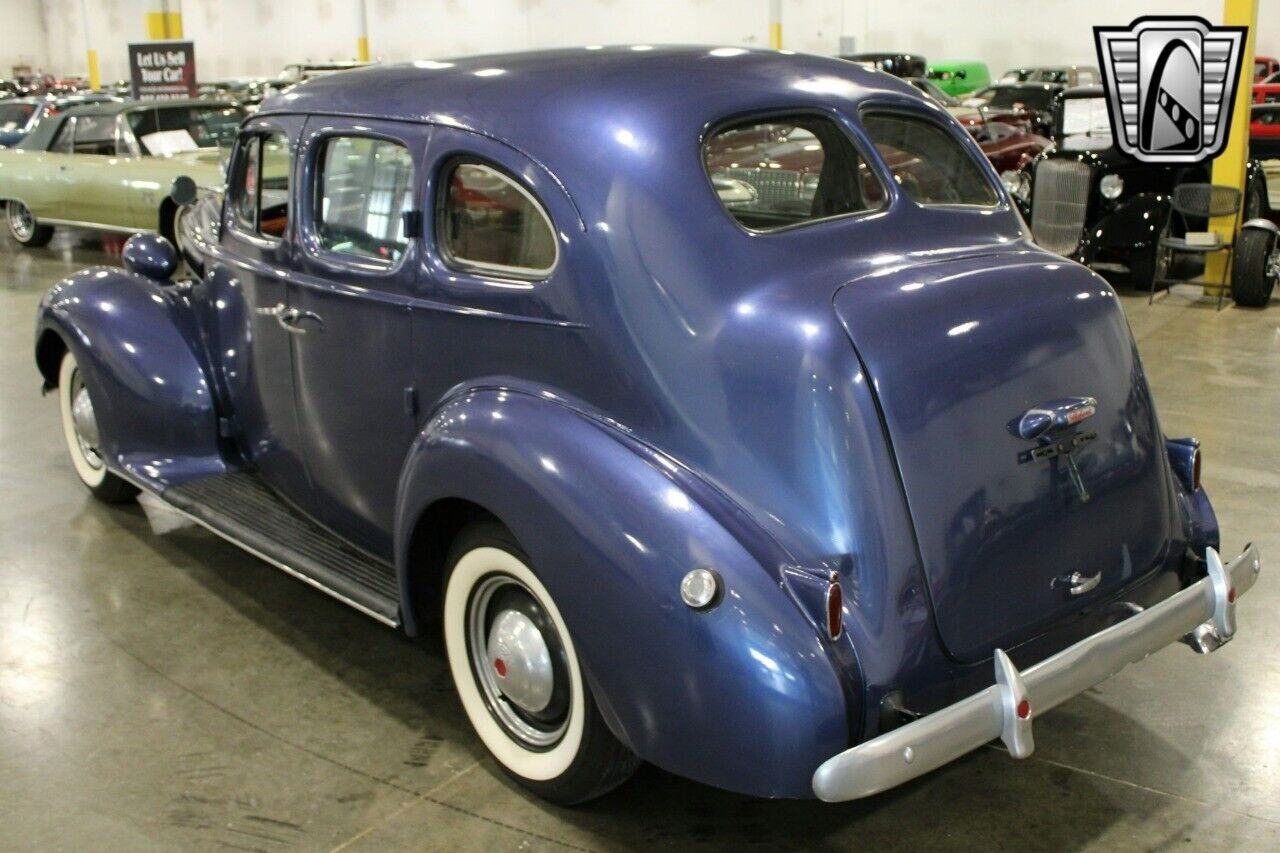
[1,229,1277,852]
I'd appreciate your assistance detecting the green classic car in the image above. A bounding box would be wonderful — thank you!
[0,99,243,247]
[926,60,992,97]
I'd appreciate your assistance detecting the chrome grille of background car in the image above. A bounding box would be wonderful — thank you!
[720,167,814,210]
[1030,160,1093,256]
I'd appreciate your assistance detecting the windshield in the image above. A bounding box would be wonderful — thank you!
[0,103,36,133]
[127,105,245,155]
[982,87,1055,111]
[1059,97,1113,150]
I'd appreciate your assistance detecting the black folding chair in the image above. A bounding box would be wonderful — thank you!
[1150,183,1242,310]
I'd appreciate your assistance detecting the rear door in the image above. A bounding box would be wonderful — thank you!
[285,117,423,558]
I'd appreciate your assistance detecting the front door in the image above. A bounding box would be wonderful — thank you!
[285,118,424,558]
[217,116,312,503]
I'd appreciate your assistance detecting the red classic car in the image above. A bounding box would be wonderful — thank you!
[1255,55,1279,82]
[1253,83,1280,105]
[1250,103,1280,160]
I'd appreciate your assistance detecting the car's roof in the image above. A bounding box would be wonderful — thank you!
[259,46,927,223]
[263,46,906,126]
[18,98,240,151]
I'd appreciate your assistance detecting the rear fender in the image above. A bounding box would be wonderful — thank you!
[35,266,226,489]
[394,386,852,798]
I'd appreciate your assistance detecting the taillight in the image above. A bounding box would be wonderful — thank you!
[1191,446,1201,491]
[825,579,843,640]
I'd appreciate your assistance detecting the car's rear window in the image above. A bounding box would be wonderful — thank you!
[862,112,998,207]
[703,115,883,231]
[0,103,35,132]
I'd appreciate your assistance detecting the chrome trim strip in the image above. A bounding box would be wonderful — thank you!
[113,465,401,629]
[162,497,401,628]
[40,218,154,235]
[812,544,1261,801]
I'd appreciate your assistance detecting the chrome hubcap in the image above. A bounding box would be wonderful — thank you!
[486,609,554,714]
[468,574,570,748]
[7,202,34,241]
[69,370,104,470]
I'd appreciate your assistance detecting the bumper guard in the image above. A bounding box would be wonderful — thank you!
[812,545,1261,801]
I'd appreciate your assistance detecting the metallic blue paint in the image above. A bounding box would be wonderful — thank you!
[35,48,1225,798]
[121,234,179,281]
[35,268,225,487]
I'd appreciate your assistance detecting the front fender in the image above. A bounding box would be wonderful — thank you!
[1077,192,1170,267]
[394,386,852,798]
[35,266,226,489]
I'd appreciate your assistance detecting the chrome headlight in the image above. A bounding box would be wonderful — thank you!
[1001,169,1030,202]
[1099,173,1124,200]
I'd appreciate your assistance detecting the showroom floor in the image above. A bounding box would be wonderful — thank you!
[1,230,1277,852]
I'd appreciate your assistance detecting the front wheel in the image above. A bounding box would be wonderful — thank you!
[442,522,638,804]
[1231,228,1278,308]
[57,351,138,503]
[6,200,53,248]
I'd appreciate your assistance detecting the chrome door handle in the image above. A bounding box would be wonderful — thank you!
[1054,571,1101,596]
[276,307,324,334]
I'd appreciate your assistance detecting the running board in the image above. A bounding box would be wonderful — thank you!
[161,473,401,627]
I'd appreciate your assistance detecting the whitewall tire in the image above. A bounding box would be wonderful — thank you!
[56,351,137,503]
[442,522,638,804]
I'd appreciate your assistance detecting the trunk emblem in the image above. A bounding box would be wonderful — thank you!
[1016,397,1099,502]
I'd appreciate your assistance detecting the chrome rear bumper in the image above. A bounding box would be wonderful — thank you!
[812,545,1261,801]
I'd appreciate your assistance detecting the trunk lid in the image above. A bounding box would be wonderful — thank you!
[833,252,1178,663]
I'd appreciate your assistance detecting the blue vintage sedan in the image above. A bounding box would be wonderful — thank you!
[33,47,1260,804]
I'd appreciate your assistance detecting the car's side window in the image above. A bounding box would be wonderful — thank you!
[438,160,557,277]
[230,131,291,241]
[315,136,414,263]
[72,115,117,156]
[50,118,75,154]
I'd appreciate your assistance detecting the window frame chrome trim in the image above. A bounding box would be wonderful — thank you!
[434,156,560,281]
[303,128,418,275]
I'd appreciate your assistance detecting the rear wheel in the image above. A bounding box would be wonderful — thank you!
[57,352,138,503]
[442,522,638,804]
[5,200,53,248]
[1231,228,1277,308]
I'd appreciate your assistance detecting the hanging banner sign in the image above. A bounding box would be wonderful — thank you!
[128,41,197,100]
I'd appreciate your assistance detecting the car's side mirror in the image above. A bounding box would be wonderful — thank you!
[122,234,179,281]
[169,175,198,206]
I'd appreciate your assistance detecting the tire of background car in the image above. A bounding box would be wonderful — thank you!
[1244,177,1267,222]
[5,200,54,248]
[1131,218,1171,294]
[1231,227,1277,308]
[57,351,138,503]
[442,521,639,805]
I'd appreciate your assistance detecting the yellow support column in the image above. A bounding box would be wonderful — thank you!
[145,3,184,39]
[1205,0,1260,293]
[357,0,370,62]
[769,0,782,49]
[78,0,100,90]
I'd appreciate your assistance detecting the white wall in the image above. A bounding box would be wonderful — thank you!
[22,0,1280,83]
[0,0,48,74]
